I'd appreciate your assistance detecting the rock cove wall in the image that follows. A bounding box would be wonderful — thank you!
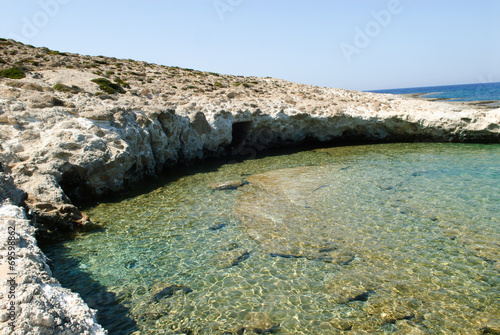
[0,39,499,333]
[2,93,499,236]
[0,174,106,334]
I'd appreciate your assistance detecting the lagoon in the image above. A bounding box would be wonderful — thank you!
[43,143,500,334]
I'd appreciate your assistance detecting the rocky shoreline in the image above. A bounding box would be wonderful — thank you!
[0,39,499,333]
[0,174,106,334]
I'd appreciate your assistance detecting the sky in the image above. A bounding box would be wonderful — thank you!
[1,0,499,91]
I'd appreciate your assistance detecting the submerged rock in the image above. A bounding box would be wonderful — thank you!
[149,283,193,303]
[480,320,500,334]
[210,180,247,191]
[243,312,280,334]
[329,287,375,305]
[363,297,422,325]
[208,222,227,230]
[213,248,250,269]
[235,166,358,263]
[329,319,353,331]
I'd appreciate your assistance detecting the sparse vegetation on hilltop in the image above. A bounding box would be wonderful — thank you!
[91,78,126,94]
[0,66,25,79]
[53,83,81,93]
[0,38,312,101]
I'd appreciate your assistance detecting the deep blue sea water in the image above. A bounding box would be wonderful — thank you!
[369,82,500,102]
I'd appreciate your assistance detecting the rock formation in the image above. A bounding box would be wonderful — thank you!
[0,39,499,233]
[0,176,105,334]
[0,38,499,332]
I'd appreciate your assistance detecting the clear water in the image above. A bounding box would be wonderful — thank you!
[42,143,500,334]
[369,82,500,102]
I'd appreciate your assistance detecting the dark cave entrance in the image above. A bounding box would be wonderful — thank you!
[231,121,252,148]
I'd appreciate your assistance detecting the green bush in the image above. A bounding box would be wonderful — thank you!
[91,78,125,94]
[114,77,130,88]
[6,81,23,88]
[48,50,67,56]
[54,83,81,93]
[0,67,25,79]
[214,81,225,88]
[232,82,252,88]
[129,71,145,76]
[19,58,36,65]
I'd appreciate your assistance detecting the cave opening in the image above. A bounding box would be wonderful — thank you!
[231,121,252,148]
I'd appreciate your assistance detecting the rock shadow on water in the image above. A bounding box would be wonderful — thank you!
[41,241,139,334]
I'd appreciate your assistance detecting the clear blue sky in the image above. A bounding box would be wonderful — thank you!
[1,0,499,90]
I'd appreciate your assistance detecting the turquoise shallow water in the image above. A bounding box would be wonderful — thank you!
[42,143,500,334]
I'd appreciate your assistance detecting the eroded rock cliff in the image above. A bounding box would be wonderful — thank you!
[1,41,498,233]
[0,38,499,333]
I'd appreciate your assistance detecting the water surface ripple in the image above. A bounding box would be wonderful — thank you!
[43,143,500,334]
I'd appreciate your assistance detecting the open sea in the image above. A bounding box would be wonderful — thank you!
[369,81,500,102]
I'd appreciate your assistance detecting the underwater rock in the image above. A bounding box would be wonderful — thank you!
[149,283,193,303]
[213,248,250,269]
[363,298,421,325]
[210,180,247,190]
[235,166,358,262]
[243,312,280,334]
[481,321,500,334]
[330,288,374,305]
[329,319,353,331]
[208,222,227,230]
